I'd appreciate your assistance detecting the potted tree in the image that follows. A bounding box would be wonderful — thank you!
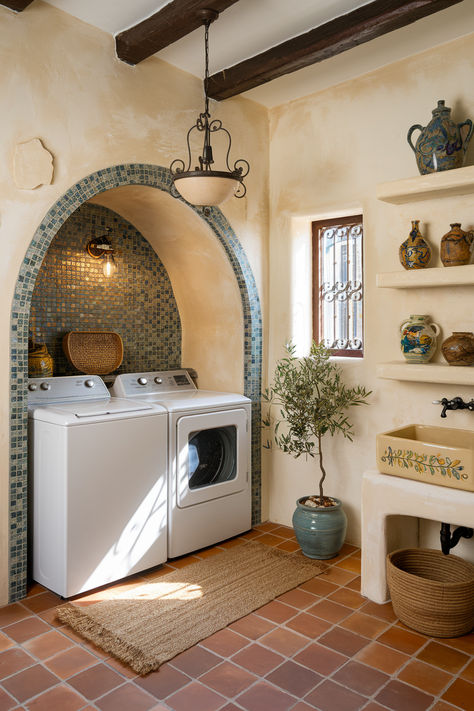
[263,341,371,559]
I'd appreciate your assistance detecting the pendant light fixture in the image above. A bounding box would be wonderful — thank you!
[86,229,118,278]
[170,9,249,207]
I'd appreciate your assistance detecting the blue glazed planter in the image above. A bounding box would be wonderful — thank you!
[292,497,347,560]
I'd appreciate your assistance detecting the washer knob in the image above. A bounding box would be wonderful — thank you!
[84,379,95,388]
[137,377,148,386]
[28,383,37,392]
[40,382,51,391]
[154,377,163,384]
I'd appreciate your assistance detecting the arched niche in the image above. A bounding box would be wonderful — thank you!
[9,164,262,602]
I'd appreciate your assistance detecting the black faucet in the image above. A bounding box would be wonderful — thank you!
[433,397,474,418]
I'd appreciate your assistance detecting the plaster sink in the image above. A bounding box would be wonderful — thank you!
[376,424,474,492]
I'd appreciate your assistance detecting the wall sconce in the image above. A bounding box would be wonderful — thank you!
[86,230,118,277]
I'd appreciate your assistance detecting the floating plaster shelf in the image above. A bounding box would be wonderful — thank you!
[376,165,474,204]
[376,361,474,386]
[376,263,474,289]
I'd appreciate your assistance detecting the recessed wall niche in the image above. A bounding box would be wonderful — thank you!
[30,202,181,375]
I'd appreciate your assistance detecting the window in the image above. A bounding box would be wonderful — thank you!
[312,215,364,358]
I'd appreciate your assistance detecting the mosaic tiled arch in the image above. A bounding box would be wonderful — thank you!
[9,164,262,602]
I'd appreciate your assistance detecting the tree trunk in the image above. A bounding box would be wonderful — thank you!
[317,432,327,499]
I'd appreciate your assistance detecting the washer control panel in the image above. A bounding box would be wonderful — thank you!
[28,375,109,404]
[113,369,195,397]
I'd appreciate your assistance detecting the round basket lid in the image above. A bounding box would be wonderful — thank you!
[62,331,123,375]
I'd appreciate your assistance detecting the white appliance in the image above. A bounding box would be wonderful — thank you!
[28,375,168,597]
[112,370,252,558]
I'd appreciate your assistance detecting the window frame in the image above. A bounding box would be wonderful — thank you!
[312,214,364,359]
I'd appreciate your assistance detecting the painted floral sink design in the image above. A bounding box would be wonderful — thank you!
[376,424,474,492]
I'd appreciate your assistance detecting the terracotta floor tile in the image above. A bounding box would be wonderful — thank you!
[290,704,314,711]
[67,662,125,700]
[294,642,348,676]
[259,626,308,656]
[431,701,464,711]
[285,611,331,638]
[255,600,296,623]
[319,626,370,657]
[375,679,434,711]
[328,587,365,609]
[362,703,393,711]
[37,608,63,628]
[2,617,50,644]
[239,530,262,541]
[228,613,276,640]
[266,659,322,696]
[269,526,294,539]
[346,575,361,591]
[417,641,470,673]
[332,660,390,695]
[441,677,474,711]
[308,598,353,623]
[135,663,190,699]
[43,646,98,678]
[253,533,285,546]
[2,664,59,703]
[105,654,138,679]
[20,592,61,615]
[0,633,14,653]
[305,678,366,711]
[331,543,359,562]
[335,557,362,574]
[0,686,17,710]
[167,555,200,568]
[25,684,87,711]
[236,680,296,711]
[355,641,410,674]
[340,611,391,639]
[200,660,256,697]
[276,540,301,553]
[299,577,339,597]
[377,625,427,655]
[253,522,281,533]
[319,567,357,585]
[0,604,32,628]
[0,648,35,679]
[360,601,398,623]
[95,682,157,711]
[166,680,225,711]
[442,633,474,656]
[200,628,248,656]
[398,659,453,695]
[22,629,74,660]
[460,657,474,683]
[170,645,221,677]
[276,588,317,609]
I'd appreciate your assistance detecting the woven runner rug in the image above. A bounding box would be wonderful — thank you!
[56,541,326,675]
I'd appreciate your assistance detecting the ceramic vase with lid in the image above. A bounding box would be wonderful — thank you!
[28,342,53,377]
[440,223,474,267]
[400,314,440,364]
[399,220,431,269]
[441,332,474,366]
[407,100,473,174]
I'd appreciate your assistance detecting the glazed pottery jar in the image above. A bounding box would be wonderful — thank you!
[399,220,431,269]
[28,342,53,377]
[400,314,440,364]
[440,223,474,267]
[407,100,473,174]
[292,497,347,560]
[441,332,474,366]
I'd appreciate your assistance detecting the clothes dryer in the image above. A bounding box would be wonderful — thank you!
[112,370,251,558]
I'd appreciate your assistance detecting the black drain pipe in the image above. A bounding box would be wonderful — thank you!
[440,523,473,555]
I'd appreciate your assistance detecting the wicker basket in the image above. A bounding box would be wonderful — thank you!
[387,548,474,637]
[63,331,123,375]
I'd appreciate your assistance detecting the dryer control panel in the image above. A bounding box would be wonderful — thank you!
[112,370,196,398]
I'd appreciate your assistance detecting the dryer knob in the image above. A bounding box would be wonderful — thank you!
[137,377,148,386]
[154,377,163,384]
[28,383,37,392]
[84,379,95,388]
[40,382,51,391]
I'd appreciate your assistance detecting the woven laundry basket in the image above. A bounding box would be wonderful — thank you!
[387,548,474,637]
[63,331,123,375]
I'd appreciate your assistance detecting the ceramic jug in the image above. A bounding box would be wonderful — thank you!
[400,314,440,364]
[28,342,53,377]
[440,223,474,267]
[407,100,473,174]
[399,220,431,269]
[441,332,474,366]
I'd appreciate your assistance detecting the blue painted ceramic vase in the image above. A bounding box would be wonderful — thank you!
[400,314,440,364]
[399,220,431,269]
[292,497,347,560]
[407,100,473,174]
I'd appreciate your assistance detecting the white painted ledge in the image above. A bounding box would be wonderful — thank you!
[361,470,474,603]
[376,165,474,204]
[376,361,474,386]
[376,264,474,289]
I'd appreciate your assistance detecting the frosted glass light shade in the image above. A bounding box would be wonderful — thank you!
[173,172,240,206]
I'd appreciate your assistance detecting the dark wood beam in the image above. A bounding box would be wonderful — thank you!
[116,0,240,66]
[0,0,34,10]
[207,0,464,100]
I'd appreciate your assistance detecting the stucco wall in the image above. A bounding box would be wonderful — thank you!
[267,31,474,558]
[0,2,268,605]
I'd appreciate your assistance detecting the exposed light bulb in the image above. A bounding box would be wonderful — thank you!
[102,253,117,277]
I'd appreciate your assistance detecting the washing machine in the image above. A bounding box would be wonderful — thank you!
[112,370,252,558]
[28,375,168,597]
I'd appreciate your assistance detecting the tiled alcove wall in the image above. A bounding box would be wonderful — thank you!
[30,202,181,375]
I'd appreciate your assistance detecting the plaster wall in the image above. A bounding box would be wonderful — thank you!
[0,2,268,605]
[267,32,474,559]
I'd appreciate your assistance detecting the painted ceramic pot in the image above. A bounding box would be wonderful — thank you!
[28,343,53,377]
[292,497,347,560]
[440,223,474,267]
[400,314,440,364]
[399,220,431,269]
[407,100,473,174]
[441,332,474,366]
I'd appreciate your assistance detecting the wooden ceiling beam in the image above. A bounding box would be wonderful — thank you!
[116,0,240,66]
[206,0,464,100]
[0,0,34,10]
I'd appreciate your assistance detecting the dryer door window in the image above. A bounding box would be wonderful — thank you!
[188,426,236,489]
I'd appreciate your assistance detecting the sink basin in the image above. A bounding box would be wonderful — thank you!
[376,424,474,492]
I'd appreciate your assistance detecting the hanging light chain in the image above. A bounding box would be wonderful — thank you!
[204,19,211,118]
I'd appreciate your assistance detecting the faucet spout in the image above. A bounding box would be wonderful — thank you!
[433,396,474,418]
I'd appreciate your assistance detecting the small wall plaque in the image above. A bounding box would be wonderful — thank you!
[13,138,53,190]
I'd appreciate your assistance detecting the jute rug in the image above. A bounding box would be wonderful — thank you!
[56,541,326,675]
